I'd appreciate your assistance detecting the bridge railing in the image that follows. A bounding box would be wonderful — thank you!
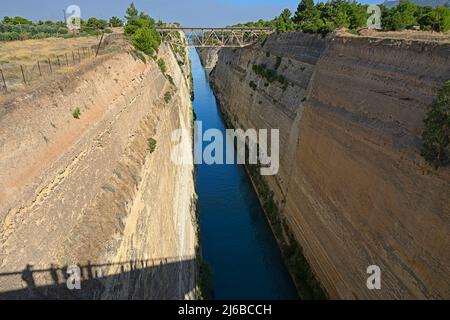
[156,27,274,48]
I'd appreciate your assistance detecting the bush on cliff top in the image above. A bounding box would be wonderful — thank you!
[233,0,450,35]
[125,3,161,57]
[147,138,157,153]
[421,80,450,168]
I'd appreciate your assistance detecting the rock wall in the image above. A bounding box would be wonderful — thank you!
[202,32,450,299]
[0,38,197,299]
[197,47,221,73]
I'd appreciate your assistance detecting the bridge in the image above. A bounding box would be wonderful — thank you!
[156,27,274,48]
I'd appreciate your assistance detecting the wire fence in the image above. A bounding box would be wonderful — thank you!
[0,33,107,94]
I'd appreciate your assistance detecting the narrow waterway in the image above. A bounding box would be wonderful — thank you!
[191,49,298,299]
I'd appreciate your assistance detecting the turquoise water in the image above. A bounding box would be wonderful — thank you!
[191,48,298,300]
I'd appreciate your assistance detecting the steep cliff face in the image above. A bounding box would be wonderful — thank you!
[198,47,221,73]
[0,38,197,299]
[201,32,450,299]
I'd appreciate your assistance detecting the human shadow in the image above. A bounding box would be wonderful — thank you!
[0,256,196,300]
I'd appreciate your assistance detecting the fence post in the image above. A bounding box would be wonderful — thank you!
[0,69,7,92]
[57,56,61,67]
[48,58,53,73]
[72,51,76,64]
[37,61,42,76]
[65,53,69,66]
[20,65,27,85]
[96,32,105,57]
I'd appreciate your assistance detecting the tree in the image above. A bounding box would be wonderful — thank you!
[430,6,450,32]
[124,3,161,56]
[294,0,316,23]
[347,1,368,29]
[383,0,418,30]
[86,17,108,30]
[125,2,139,20]
[416,6,434,30]
[396,0,418,28]
[109,16,123,27]
[294,0,324,33]
[274,9,296,32]
[2,16,33,25]
[132,26,159,56]
[330,0,351,29]
[421,81,450,168]
[124,3,150,35]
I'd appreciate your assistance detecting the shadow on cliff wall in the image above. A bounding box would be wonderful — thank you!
[0,257,196,300]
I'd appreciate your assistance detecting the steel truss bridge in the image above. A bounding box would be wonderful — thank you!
[156,27,274,48]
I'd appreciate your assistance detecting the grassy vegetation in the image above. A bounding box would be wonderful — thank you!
[421,80,450,168]
[166,31,187,66]
[166,74,175,86]
[164,91,173,103]
[147,138,157,153]
[275,56,282,70]
[0,16,115,42]
[252,64,288,91]
[157,58,167,74]
[72,107,81,119]
[189,70,195,101]
[130,49,146,63]
[258,34,268,47]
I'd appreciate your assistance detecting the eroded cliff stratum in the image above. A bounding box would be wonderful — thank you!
[0,36,197,299]
[199,32,450,299]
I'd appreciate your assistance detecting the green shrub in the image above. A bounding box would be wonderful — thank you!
[72,107,81,119]
[132,49,146,63]
[275,56,282,70]
[132,27,159,56]
[164,91,173,103]
[249,81,257,90]
[157,58,167,73]
[125,4,160,55]
[252,64,289,90]
[167,74,175,85]
[109,16,123,27]
[189,71,195,101]
[421,80,450,168]
[259,34,268,47]
[147,138,157,153]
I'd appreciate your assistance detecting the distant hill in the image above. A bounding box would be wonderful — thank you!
[382,0,450,8]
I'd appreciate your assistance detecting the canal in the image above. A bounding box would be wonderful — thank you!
[191,48,298,300]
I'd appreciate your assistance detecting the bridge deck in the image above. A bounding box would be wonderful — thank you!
[156,26,274,48]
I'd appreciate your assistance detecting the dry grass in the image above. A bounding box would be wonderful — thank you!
[340,29,450,43]
[0,36,103,92]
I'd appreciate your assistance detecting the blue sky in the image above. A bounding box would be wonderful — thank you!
[0,0,380,27]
